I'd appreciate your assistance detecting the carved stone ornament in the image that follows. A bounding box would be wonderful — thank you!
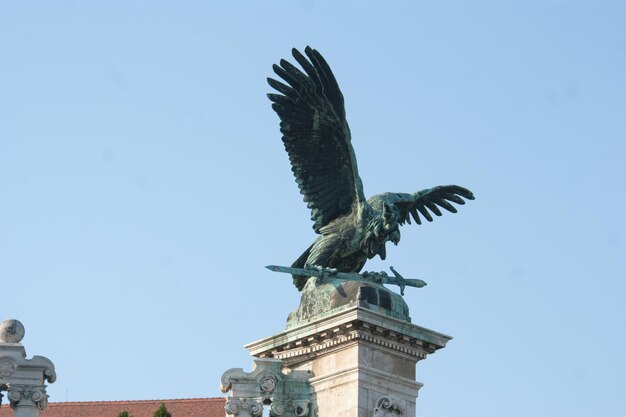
[7,384,49,410]
[259,375,276,393]
[225,398,263,417]
[373,396,402,417]
[221,358,313,417]
[0,360,16,379]
[270,400,310,417]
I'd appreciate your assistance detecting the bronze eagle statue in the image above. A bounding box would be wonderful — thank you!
[268,46,474,291]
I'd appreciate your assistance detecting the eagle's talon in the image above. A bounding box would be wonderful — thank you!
[312,265,338,281]
[361,271,386,284]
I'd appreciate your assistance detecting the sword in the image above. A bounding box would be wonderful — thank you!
[265,265,427,296]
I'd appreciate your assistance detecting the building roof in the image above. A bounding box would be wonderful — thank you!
[0,398,226,417]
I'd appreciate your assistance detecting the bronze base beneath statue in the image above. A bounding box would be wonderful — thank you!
[287,276,411,329]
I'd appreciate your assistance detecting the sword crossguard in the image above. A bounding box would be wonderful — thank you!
[389,266,406,295]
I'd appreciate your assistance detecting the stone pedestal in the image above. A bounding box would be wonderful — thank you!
[245,306,451,417]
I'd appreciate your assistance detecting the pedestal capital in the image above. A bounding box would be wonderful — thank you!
[225,398,264,417]
[7,384,48,411]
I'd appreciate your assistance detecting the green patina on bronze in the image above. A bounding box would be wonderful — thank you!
[286,276,411,329]
[267,265,426,296]
[266,46,475,325]
[268,266,416,327]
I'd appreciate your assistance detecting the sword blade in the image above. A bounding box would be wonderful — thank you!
[265,265,363,280]
[265,265,320,277]
[266,265,427,290]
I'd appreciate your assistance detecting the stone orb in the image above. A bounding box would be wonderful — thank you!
[0,319,25,343]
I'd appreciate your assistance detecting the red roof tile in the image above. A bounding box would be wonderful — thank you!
[0,398,225,417]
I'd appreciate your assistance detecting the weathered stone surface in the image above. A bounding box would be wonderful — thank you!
[0,320,25,344]
[246,306,451,417]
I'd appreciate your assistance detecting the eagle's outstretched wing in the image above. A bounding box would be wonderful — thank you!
[372,186,475,225]
[268,46,366,233]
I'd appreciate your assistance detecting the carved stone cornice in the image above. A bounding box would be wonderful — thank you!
[272,327,428,364]
[7,384,48,410]
[246,307,451,366]
[0,347,57,386]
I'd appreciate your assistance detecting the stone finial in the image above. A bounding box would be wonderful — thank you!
[0,320,25,344]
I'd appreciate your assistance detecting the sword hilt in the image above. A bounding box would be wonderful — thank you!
[389,266,406,295]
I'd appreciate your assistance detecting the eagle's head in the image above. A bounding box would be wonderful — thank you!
[362,203,401,259]
[383,203,401,246]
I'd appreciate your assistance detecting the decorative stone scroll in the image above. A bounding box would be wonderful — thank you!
[221,358,312,417]
[0,320,56,417]
[270,399,310,417]
[224,398,264,417]
[373,396,402,417]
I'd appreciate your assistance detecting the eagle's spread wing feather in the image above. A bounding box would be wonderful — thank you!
[268,46,365,233]
[374,186,475,226]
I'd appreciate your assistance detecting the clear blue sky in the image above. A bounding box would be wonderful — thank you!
[1,1,625,416]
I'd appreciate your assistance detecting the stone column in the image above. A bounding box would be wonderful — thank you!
[245,306,451,417]
[0,320,56,417]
